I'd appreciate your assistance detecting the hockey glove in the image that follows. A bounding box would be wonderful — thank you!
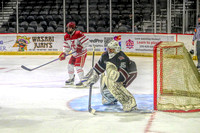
[59,52,66,61]
[76,45,83,53]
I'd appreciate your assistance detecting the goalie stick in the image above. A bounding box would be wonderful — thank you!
[88,45,96,115]
[21,51,75,71]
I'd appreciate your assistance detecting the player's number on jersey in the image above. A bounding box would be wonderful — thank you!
[120,62,126,68]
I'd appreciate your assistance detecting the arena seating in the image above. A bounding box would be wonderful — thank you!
[0,0,196,33]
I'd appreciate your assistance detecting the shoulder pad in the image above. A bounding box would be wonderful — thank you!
[64,33,70,40]
[75,31,84,37]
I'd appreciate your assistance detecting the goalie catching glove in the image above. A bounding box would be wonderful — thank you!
[59,52,66,61]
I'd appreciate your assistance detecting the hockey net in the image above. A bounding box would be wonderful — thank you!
[153,41,200,112]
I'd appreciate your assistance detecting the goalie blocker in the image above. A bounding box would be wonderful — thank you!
[82,40,137,112]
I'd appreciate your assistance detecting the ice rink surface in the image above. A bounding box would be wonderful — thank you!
[0,55,200,133]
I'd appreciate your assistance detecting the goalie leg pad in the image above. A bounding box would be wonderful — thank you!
[100,73,117,105]
[106,62,120,82]
[104,76,137,112]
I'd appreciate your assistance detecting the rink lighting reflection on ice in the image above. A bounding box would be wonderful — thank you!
[69,94,153,113]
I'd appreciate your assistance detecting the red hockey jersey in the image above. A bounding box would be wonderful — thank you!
[63,31,89,58]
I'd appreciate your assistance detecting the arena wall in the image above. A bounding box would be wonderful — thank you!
[0,33,195,58]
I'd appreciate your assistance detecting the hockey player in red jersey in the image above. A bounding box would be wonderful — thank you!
[82,40,137,112]
[59,22,89,86]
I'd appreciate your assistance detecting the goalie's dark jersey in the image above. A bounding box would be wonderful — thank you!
[93,51,137,87]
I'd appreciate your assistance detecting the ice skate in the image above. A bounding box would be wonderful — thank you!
[65,75,75,85]
[75,81,84,88]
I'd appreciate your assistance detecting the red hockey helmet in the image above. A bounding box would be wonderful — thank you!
[67,22,76,29]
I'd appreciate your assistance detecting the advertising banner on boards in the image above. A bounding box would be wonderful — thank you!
[0,34,64,52]
[121,34,175,53]
[0,33,177,53]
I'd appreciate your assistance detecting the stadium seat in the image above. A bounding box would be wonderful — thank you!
[50,9,59,15]
[70,10,79,15]
[34,5,42,10]
[36,26,45,33]
[19,16,26,23]
[97,27,107,32]
[26,27,35,33]
[77,26,85,32]
[46,26,55,32]
[73,0,81,4]
[70,4,79,9]
[66,0,72,3]
[55,26,64,32]
[20,21,29,30]
[7,27,15,33]
[36,15,44,22]
[8,15,16,22]
[29,21,38,30]
[45,15,54,22]
[19,27,25,33]
[89,5,97,10]
[89,20,96,28]
[1,22,9,30]
[53,15,62,23]
[89,27,96,32]
[27,16,35,23]
[49,21,57,29]
[46,1,54,5]
[39,10,49,15]
[21,11,30,16]
[37,1,45,5]
[52,5,60,9]
[25,6,32,10]
[90,10,99,15]
[0,28,7,33]
[77,21,86,27]
[97,20,106,27]
[30,11,39,16]
[11,22,16,28]
[71,14,82,23]
[118,25,128,32]
[80,10,86,16]
[43,5,51,10]
[39,21,48,30]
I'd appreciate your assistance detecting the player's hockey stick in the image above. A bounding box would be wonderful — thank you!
[21,51,75,71]
[88,45,96,115]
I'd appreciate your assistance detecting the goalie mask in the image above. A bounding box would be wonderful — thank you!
[107,40,121,59]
